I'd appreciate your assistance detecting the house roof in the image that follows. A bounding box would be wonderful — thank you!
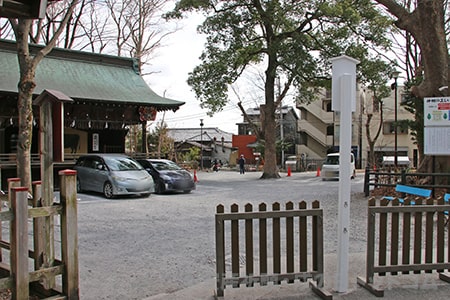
[0,39,184,111]
[167,127,234,143]
[245,106,299,119]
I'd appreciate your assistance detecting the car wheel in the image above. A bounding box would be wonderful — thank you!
[183,190,191,194]
[155,182,164,194]
[103,182,114,199]
[76,177,83,193]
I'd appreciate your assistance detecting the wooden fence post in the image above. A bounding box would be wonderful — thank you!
[215,204,225,297]
[364,167,370,197]
[231,204,239,287]
[258,203,267,285]
[59,169,79,299]
[32,181,44,270]
[10,187,29,300]
[244,203,254,287]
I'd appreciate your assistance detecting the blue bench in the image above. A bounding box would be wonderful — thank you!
[382,184,432,205]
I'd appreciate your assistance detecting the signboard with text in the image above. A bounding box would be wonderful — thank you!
[424,97,450,126]
[424,97,450,155]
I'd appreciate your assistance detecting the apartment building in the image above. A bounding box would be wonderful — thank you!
[297,86,417,168]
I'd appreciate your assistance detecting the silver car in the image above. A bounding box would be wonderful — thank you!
[74,154,154,198]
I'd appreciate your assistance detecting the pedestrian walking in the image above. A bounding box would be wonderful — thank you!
[238,154,246,174]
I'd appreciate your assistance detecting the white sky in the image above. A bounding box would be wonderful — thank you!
[143,10,299,135]
[144,13,244,134]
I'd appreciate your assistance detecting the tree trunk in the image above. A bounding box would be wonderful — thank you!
[260,54,280,179]
[15,20,36,191]
[375,0,449,173]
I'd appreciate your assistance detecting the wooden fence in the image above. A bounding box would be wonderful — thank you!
[363,167,450,197]
[357,197,450,297]
[0,170,79,299]
[215,201,332,299]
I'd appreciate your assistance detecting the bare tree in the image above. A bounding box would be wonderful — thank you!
[106,0,178,73]
[374,0,449,172]
[8,0,79,190]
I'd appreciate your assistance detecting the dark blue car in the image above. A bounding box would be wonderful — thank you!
[137,159,196,194]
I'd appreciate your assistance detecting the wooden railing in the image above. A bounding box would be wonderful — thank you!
[215,201,332,299]
[364,167,450,197]
[357,197,450,297]
[0,170,79,299]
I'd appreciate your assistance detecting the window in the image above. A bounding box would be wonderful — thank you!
[326,125,334,136]
[383,121,408,135]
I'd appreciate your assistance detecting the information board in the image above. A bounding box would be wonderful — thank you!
[424,127,450,155]
[424,97,450,126]
[424,97,450,155]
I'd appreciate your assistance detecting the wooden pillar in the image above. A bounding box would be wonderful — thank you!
[32,181,44,270]
[10,186,29,300]
[34,89,73,289]
[59,169,79,299]
[141,121,147,154]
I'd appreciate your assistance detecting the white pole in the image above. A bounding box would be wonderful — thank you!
[335,74,352,292]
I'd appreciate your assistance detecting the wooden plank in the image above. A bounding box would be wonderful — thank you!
[29,265,64,282]
[32,181,44,270]
[374,262,450,273]
[258,203,267,285]
[215,204,225,297]
[357,276,384,297]
[378,198,388,276]
[309,280,333,300]
[437,197,445,272]
[366,198,376,284]
[286,202,294,283]
[312,200,324,287]
[223,271,316,286]
[425,198,434,273]
[244,203,253,286]
[369,204,450,214]
[402,198,411,274]
[215,209,322,221]
[272,202,281,284]
[0,210,13,222]
[390,198,399,275]
[0,277,12,291]
[28,205,62,218]
[395,184,432,197]
[414,198,423,274]
[312,200,319,273]
[59,170,79,299]
[299,201,307,274]
[231,203,239,287]
[10,187,29,300]
[41,100,56,290]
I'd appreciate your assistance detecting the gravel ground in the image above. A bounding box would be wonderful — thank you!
[76,170,368,300]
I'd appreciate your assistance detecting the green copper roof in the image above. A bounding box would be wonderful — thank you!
[0,39,184,111]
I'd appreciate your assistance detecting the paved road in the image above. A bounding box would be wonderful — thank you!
[75,170,370,299]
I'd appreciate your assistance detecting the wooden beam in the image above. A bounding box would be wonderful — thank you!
[0,0,48,19]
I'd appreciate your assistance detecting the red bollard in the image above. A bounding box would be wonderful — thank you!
[193,170,199,183]
[287,166,291,177]
[316,167,321,177]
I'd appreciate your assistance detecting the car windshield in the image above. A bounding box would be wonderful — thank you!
[324,156,339,165]
[103,157,143,171]
[151,161,182,171]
